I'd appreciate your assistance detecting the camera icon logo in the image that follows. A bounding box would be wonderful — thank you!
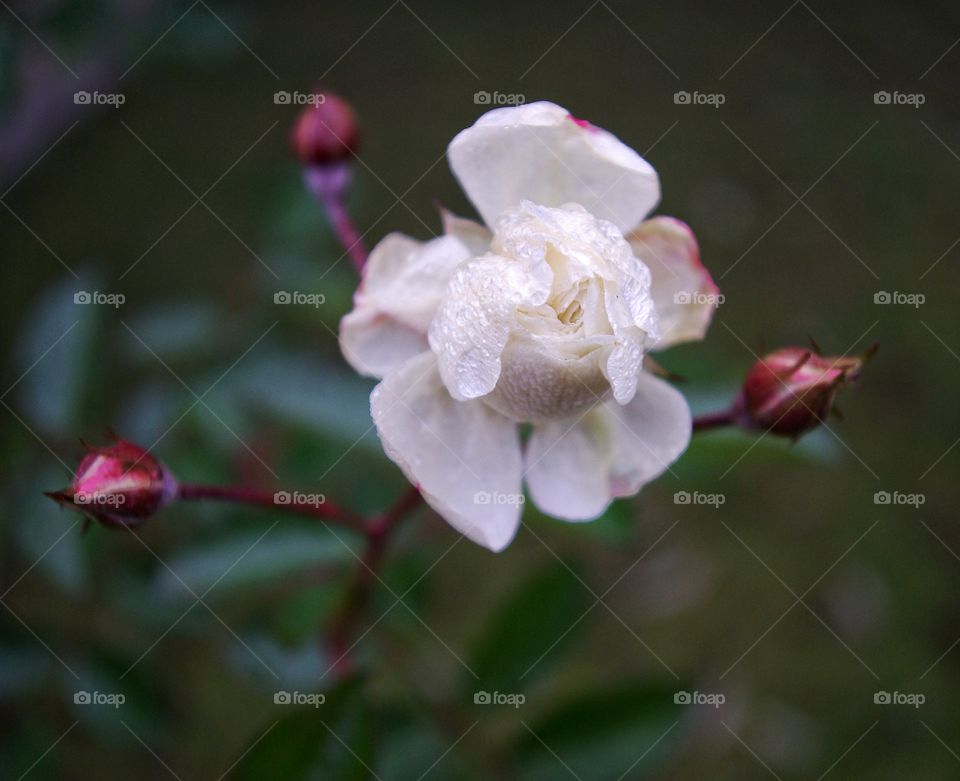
[874,691,891,704]
[673,91,691,105]
[874,291,891,304]
[74,91,92,105]
[274,91,292,105]
[473,90,491,105]
[274,491,292,505]
[274,291,291,304]
[673,691,692,704]
[274,690,292,704]
[873,491,891,505]
[474,691,491,704]
[74,691,91,704]
[74,291,91,305]
[673,291,692,305]
[673,491,691,505]
[873,91,891,105]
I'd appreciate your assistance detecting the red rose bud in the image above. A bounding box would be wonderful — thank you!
[290,91,360,168]
[735,345,875,438]
[46,439,177,529]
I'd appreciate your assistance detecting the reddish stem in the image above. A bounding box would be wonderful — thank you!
[325,485,423,677]
[176,483,366,532]
[692,407,738,432]
[322,194,368,273]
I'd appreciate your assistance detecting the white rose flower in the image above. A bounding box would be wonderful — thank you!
[340,101,719,551]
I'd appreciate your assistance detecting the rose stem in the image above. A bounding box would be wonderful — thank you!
[692,407,738,432]
[325,485,424,677]
[176,483,367,532]
[320,192,368,273]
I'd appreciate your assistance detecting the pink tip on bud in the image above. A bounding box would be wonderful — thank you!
[735,344,876,438]
[45,438,177,529]
[290,91,360,168]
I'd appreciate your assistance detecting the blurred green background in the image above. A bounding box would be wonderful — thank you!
[2,0,960,778]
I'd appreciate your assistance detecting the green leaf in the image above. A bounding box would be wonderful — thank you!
[14,465,87,595]
[516,683,681,781]
[153,526,357,602]
[468,563,590,694]
[375,705,476,781]
[121,300,223,362]
[230,353,378,449]
[271,585,341,645]
[232,679,372,781]
[15,271,101,433]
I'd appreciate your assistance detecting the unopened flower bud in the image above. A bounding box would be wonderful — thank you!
[46,438,177,529]
[735,345,875,438]
[290,91,360,168]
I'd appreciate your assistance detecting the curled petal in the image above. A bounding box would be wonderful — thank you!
[448,101,660,233]
[371,352,523,552]
[525,372,691,520]
[482,329,614,423]
[627,217,718,349]
[340,232,472,378]
[428,255,550,401]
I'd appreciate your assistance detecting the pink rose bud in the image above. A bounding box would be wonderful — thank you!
[46,438,177,529]
[290,91,360,167]
[735,345,875,438]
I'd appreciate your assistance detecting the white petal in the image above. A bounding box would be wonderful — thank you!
[440,208,492,256]
[371,351,523,552]
[627,217,718,349]
[482,329,614,423]
[340,232,472,378]
[525,372,691,520]
[448,101,660,233]
[428,254,550,401]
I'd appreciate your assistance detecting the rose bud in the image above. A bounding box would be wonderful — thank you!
[290,91,360,168]
[45,439,177,529]
[735,345,875,438]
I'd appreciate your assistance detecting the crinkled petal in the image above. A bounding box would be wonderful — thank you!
[340,232,472,378]
[482,329,614,423]
[448,101,660,233]
[428,254,550,401]
[525,372,691,520]
[627,217,718,349]
[371,351,523,552]
[603,330,645,405]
